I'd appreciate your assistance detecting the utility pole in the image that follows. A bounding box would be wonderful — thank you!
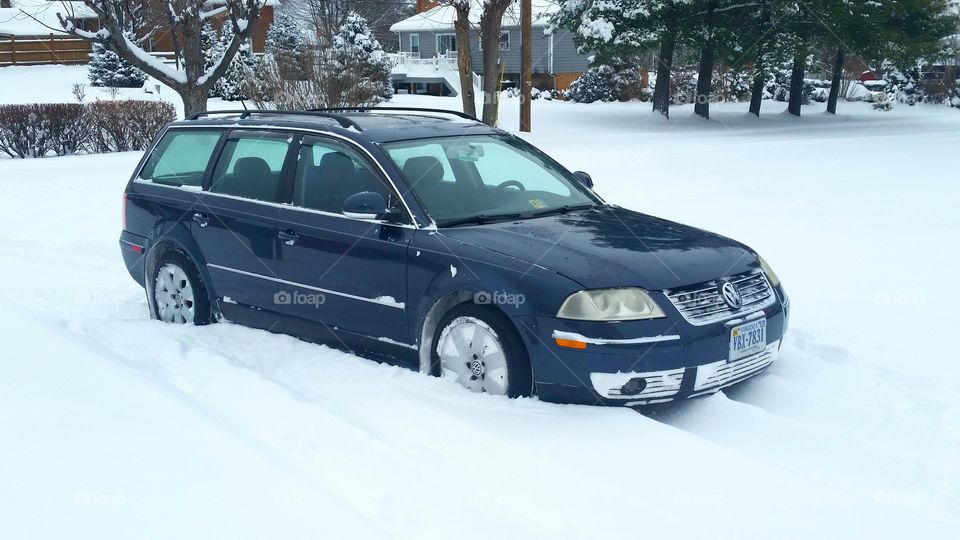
[520,0,532,132]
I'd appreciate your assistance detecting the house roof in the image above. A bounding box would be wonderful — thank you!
[389,0,559,33]
[0,1,278,37]
[0,1,94,37]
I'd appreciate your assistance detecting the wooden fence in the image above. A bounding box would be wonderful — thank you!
[0,34,91,67]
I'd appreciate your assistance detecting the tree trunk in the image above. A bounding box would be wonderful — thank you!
[694,43,715,119]
[651,13,678,119]
[479,4,508,126]
[827,46,844,114]
[749,69,764,117]
[181,86,209,119]
[453,6,476,118]
[787,51,806,117]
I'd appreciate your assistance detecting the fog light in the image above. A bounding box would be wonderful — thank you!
[619,378,647,396]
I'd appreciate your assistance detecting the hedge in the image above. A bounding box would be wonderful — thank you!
[0,101,176,159]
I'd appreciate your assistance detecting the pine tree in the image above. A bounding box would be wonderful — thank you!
[329,12,392,104]
[266,9,307,80]
[266,10,306,54]
[87,32,147,88]
[213,35,256,101]
[204,23,226,98]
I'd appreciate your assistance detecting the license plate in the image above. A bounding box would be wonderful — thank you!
[729,318,767,361]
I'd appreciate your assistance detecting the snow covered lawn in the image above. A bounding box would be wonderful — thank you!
[1,67,959,538]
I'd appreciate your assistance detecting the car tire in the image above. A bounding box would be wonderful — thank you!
[431,304,532,397]
[149,251,211,325]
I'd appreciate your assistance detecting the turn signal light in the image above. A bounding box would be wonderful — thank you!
[554,338,587,350]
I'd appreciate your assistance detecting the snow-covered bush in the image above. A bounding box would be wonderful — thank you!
[670,66,698,104]
[714,68,751,102]
[762,64,813,104]
[883,64,924,105]
[0,104,88,158]
[0,102,167,158]
[564,66,617,103]
[950,84,960,109]
[872,93,893,111]
[87,33,147,88]
[87,101,176,152]
[564,65,642,103]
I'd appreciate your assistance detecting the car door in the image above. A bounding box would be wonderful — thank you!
[276,134,414,345]
[192,129,297,313]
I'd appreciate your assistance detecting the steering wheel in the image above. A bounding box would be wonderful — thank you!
[496,180,526,191]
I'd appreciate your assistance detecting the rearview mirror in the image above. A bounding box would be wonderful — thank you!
[573,171,594,189]
[343,191,389,220]
[445,143,485,162]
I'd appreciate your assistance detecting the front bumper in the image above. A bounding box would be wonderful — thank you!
[513,286,789,406]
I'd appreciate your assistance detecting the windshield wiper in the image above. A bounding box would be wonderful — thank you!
[437,213,525,228]
[523,204,595,219]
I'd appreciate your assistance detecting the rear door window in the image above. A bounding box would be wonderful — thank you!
[139,130,221,187]
[209,132,293,203]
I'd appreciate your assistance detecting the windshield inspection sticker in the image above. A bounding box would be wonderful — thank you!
[529,199,547,209]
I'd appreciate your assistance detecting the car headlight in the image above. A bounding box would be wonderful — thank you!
[758,255,780,287]
[557,288,665,321]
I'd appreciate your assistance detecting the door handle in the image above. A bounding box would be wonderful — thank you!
[278,229,299,245]
[192,213,209,228]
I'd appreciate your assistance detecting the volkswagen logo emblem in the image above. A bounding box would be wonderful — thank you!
[717,280,743,310]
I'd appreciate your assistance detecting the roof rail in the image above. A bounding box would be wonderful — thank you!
[186,110,363,131]
[308,107,480,123]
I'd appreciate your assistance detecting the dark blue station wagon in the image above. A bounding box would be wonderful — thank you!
[120,108,790,406]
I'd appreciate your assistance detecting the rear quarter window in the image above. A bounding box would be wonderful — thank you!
[139,130,221,187]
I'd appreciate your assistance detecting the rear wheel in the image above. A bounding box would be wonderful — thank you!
[432,304,532,397]
[150,252,211,325]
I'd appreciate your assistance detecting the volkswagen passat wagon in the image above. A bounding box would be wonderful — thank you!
[120,108,789,406]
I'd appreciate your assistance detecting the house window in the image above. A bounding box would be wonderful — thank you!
[409,33,420,54]
[480,32,510,52]
[436,33,457,54]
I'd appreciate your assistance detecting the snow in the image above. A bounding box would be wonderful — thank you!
[0,0,94,36]
[450,264,458,277]
[389,0,560,33]
[552,330,681,345]
[2,66,960,537]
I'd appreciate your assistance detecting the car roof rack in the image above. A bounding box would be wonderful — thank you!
[308,107,480,123]
[186,110,363,131]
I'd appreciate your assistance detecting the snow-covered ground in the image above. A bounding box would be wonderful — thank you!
[1,65,959,539]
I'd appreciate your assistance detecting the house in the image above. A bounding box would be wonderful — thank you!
[1,0,275,67]
[388,0,590,95]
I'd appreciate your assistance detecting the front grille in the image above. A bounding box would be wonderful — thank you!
[693,340,779,394]
[590,368,684,401]
[665,270,776,325]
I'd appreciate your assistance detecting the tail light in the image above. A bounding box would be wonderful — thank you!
[121,192,128,230]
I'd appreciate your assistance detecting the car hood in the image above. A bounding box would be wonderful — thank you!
[436,206,758,290]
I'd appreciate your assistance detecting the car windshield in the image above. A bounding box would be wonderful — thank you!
[383,134,599,226]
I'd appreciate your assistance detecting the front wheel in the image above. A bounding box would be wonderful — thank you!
[432,304,532,397]
[149,251,211,325]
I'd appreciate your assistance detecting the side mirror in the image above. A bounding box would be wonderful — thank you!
[573,171,594,189]
[343,191,390,220]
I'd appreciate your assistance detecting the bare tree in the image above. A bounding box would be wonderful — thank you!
[478,0,512,125]
[433,0,477,117]
[57,0,266,117]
